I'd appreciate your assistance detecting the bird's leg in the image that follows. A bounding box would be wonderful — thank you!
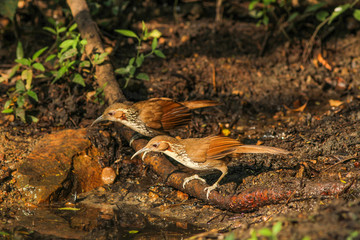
[183,174,207,188]
[204,165,228,199]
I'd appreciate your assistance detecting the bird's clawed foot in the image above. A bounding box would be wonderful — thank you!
[182,174,217,199]
[204,184,218,199]
[183,174,207,188]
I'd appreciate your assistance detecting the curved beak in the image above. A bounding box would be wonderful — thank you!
[91,115,105,127]
[131,147,151,160]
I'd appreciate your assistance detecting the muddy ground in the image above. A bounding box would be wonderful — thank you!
[0,1,360,239]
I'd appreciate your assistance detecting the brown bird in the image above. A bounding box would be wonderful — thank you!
[132,135,290,199]
[91,98,218,139]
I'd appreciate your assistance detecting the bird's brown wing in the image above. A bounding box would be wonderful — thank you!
[137,98,191,130]
[182,136,289,165]
[183,136,241,163]
[206,136,242,161]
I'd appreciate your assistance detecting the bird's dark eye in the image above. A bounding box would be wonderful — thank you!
[152,143,159,148]
[108,111,114,116]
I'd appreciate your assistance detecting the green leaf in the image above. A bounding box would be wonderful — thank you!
[0,231,10,237]
[28,115,39,123]
[93,52,108,65]
[136,54,145,67]
[305,2,327,13]
[58,207,81,211]
[32,63,45,72]
[258,228,273,237]
[316,10,329,22]
[135,73,149,81]
[129,57,135,66]
[249,9,263,19]
[58,27,67,33]
[148,29,162,39]
[27,90,38,101]
[142,21,146,32]
[48,18,56,26]
[15,80,25,92]
[248,0,259,10]
[263,0,275,6]
[354,9,360,21]
[59,39,75,49]
[45,54,56,62]
[59,48,78,62]
[2,108,13,114]
[128,230,139,234]
[329,4,350,24]
[16,41,24,59]
[72,73,85,87]
[4,100,12,109]
[115,29,139,39]
[0,0,18,20]
[154,50,165,59]
[15,58,31,66]
[43,26,57,35]
[287,12,299,22]
[302,236,311,240]
[22,69,33,90]
[143,25,149,40]
[80,39,87,46]
[272,222,282,235]
[224,232,235,240]
[114,67,128,75]
[249,229,257,240]
[32,47,48,61]
[151,38,158,51]
[15,108,26,123]
[8,64,20,79]
[79,60,91,68]
[69,23,78,32]
[129,65,136,76]
[17,95,25,108]
[34,73,47,78]
[53,66,67,83]
[263,14,269,25]
[66,60,76,68]
[347,231,359,240]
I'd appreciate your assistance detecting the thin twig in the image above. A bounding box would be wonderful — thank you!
[323,155,359,171]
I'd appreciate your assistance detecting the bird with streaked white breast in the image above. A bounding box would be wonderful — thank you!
[132,135,290,199]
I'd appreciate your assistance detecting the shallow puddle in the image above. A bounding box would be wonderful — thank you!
[1,204,204,239]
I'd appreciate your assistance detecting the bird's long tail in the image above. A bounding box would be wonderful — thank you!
[182,100,219,109]
[235,145,290,154]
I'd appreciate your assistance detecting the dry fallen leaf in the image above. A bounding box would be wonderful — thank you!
[222,128,231,136]
[176,191,189,201]
[284,101,308,112]
[335,77,346,90]
[317,53,332,71]
[329,99,344,107]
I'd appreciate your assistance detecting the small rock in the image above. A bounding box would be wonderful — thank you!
[101,167,116,185]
